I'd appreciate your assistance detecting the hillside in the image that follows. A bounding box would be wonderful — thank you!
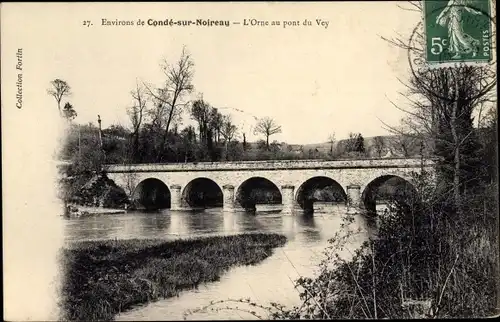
[281,135,423,158]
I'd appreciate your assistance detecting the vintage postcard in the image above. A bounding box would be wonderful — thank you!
[2,1,498,321]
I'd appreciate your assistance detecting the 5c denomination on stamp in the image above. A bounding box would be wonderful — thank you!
[423,0,492,65]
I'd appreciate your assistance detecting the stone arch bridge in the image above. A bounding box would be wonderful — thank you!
[104,158,435,215]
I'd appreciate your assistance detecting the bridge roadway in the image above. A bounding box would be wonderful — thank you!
[104,158,435,214]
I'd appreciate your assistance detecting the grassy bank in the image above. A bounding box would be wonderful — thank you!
[60,233,287,321]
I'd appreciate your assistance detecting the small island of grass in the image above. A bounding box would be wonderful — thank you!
[60,233,287,321]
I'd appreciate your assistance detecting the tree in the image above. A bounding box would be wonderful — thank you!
[180,125,197,162]
[221,115,238,142]
[345,132,364,154]
[345,132,357,153]
[242,133,248,151]
[254,117,282,150]
[381,1,496,207]
[393,132,416,158]
[62,102,77,122]
[210,111,224,144]
[47,79,72,115]
[127,80,147,162]
[328,132,336,156]
[355,133,365,153]
[144,47,194,162]
[256,139,267,151]
[191,99,213,146]
[190,98,229,161]
[373,136,385,157]
[226,140,244,161]
[69,123,105,176]
[220,115,238,160]
[209,108,224,146]
[120,165,139,198]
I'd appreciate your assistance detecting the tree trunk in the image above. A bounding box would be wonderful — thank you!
[78,127,82,158]
[451,76,461,208]
[132,132,140,163]
[156,94,179,162]
[157,119,172,162]
[266,135,269,150]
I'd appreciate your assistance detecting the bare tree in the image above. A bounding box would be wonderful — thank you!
[146,89,171,132]
[47,79,72,115]
[144,47,194,162]
[373,136,385,157]
[393,133,415,158]
[380,1,497,207]
[127,80,147,163]
[221,115,238,142]
[254,117,282,150]
[220,115,238,160]
[120,163,139,199]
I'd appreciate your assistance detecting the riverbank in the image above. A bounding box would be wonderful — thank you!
[60,233,287,321]
[65,204,126,217]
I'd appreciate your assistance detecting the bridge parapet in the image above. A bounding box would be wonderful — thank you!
[104,158,436,173]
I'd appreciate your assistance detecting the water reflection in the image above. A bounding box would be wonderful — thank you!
[135,211,170,236]
[296,214,322,243]
[187,209,225,233]
[222,212,243,234]
[169,211,191,236]
[64,207,371,246]
[66,216,117,241]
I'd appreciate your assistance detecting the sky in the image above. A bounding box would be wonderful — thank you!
[4,2,419,145]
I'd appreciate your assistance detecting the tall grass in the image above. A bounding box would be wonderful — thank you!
[265,172,499,319]
[60,233,287,321]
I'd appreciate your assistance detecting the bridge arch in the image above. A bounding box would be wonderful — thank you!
[181,177,223,208]
[361,174,418,214]
[131,178,171,210]
[235,177,282,211]
[296,176,347,213]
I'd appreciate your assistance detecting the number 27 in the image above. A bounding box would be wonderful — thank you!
[83,20,91,27]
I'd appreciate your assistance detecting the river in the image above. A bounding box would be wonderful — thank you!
[63,206,374,320]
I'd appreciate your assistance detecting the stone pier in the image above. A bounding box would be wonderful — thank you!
[281,185,295,215]
[223,184,235,211]
[346,184,361,214]
[170,184,182,211]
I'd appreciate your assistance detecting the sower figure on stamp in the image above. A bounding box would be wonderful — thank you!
[436,0,482,58]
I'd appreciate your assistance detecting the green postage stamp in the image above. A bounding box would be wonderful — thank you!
[423,0,492,65]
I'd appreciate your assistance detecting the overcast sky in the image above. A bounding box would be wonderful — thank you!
[4,2,419,144]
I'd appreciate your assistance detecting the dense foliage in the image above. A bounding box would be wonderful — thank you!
[267,169,498,319]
